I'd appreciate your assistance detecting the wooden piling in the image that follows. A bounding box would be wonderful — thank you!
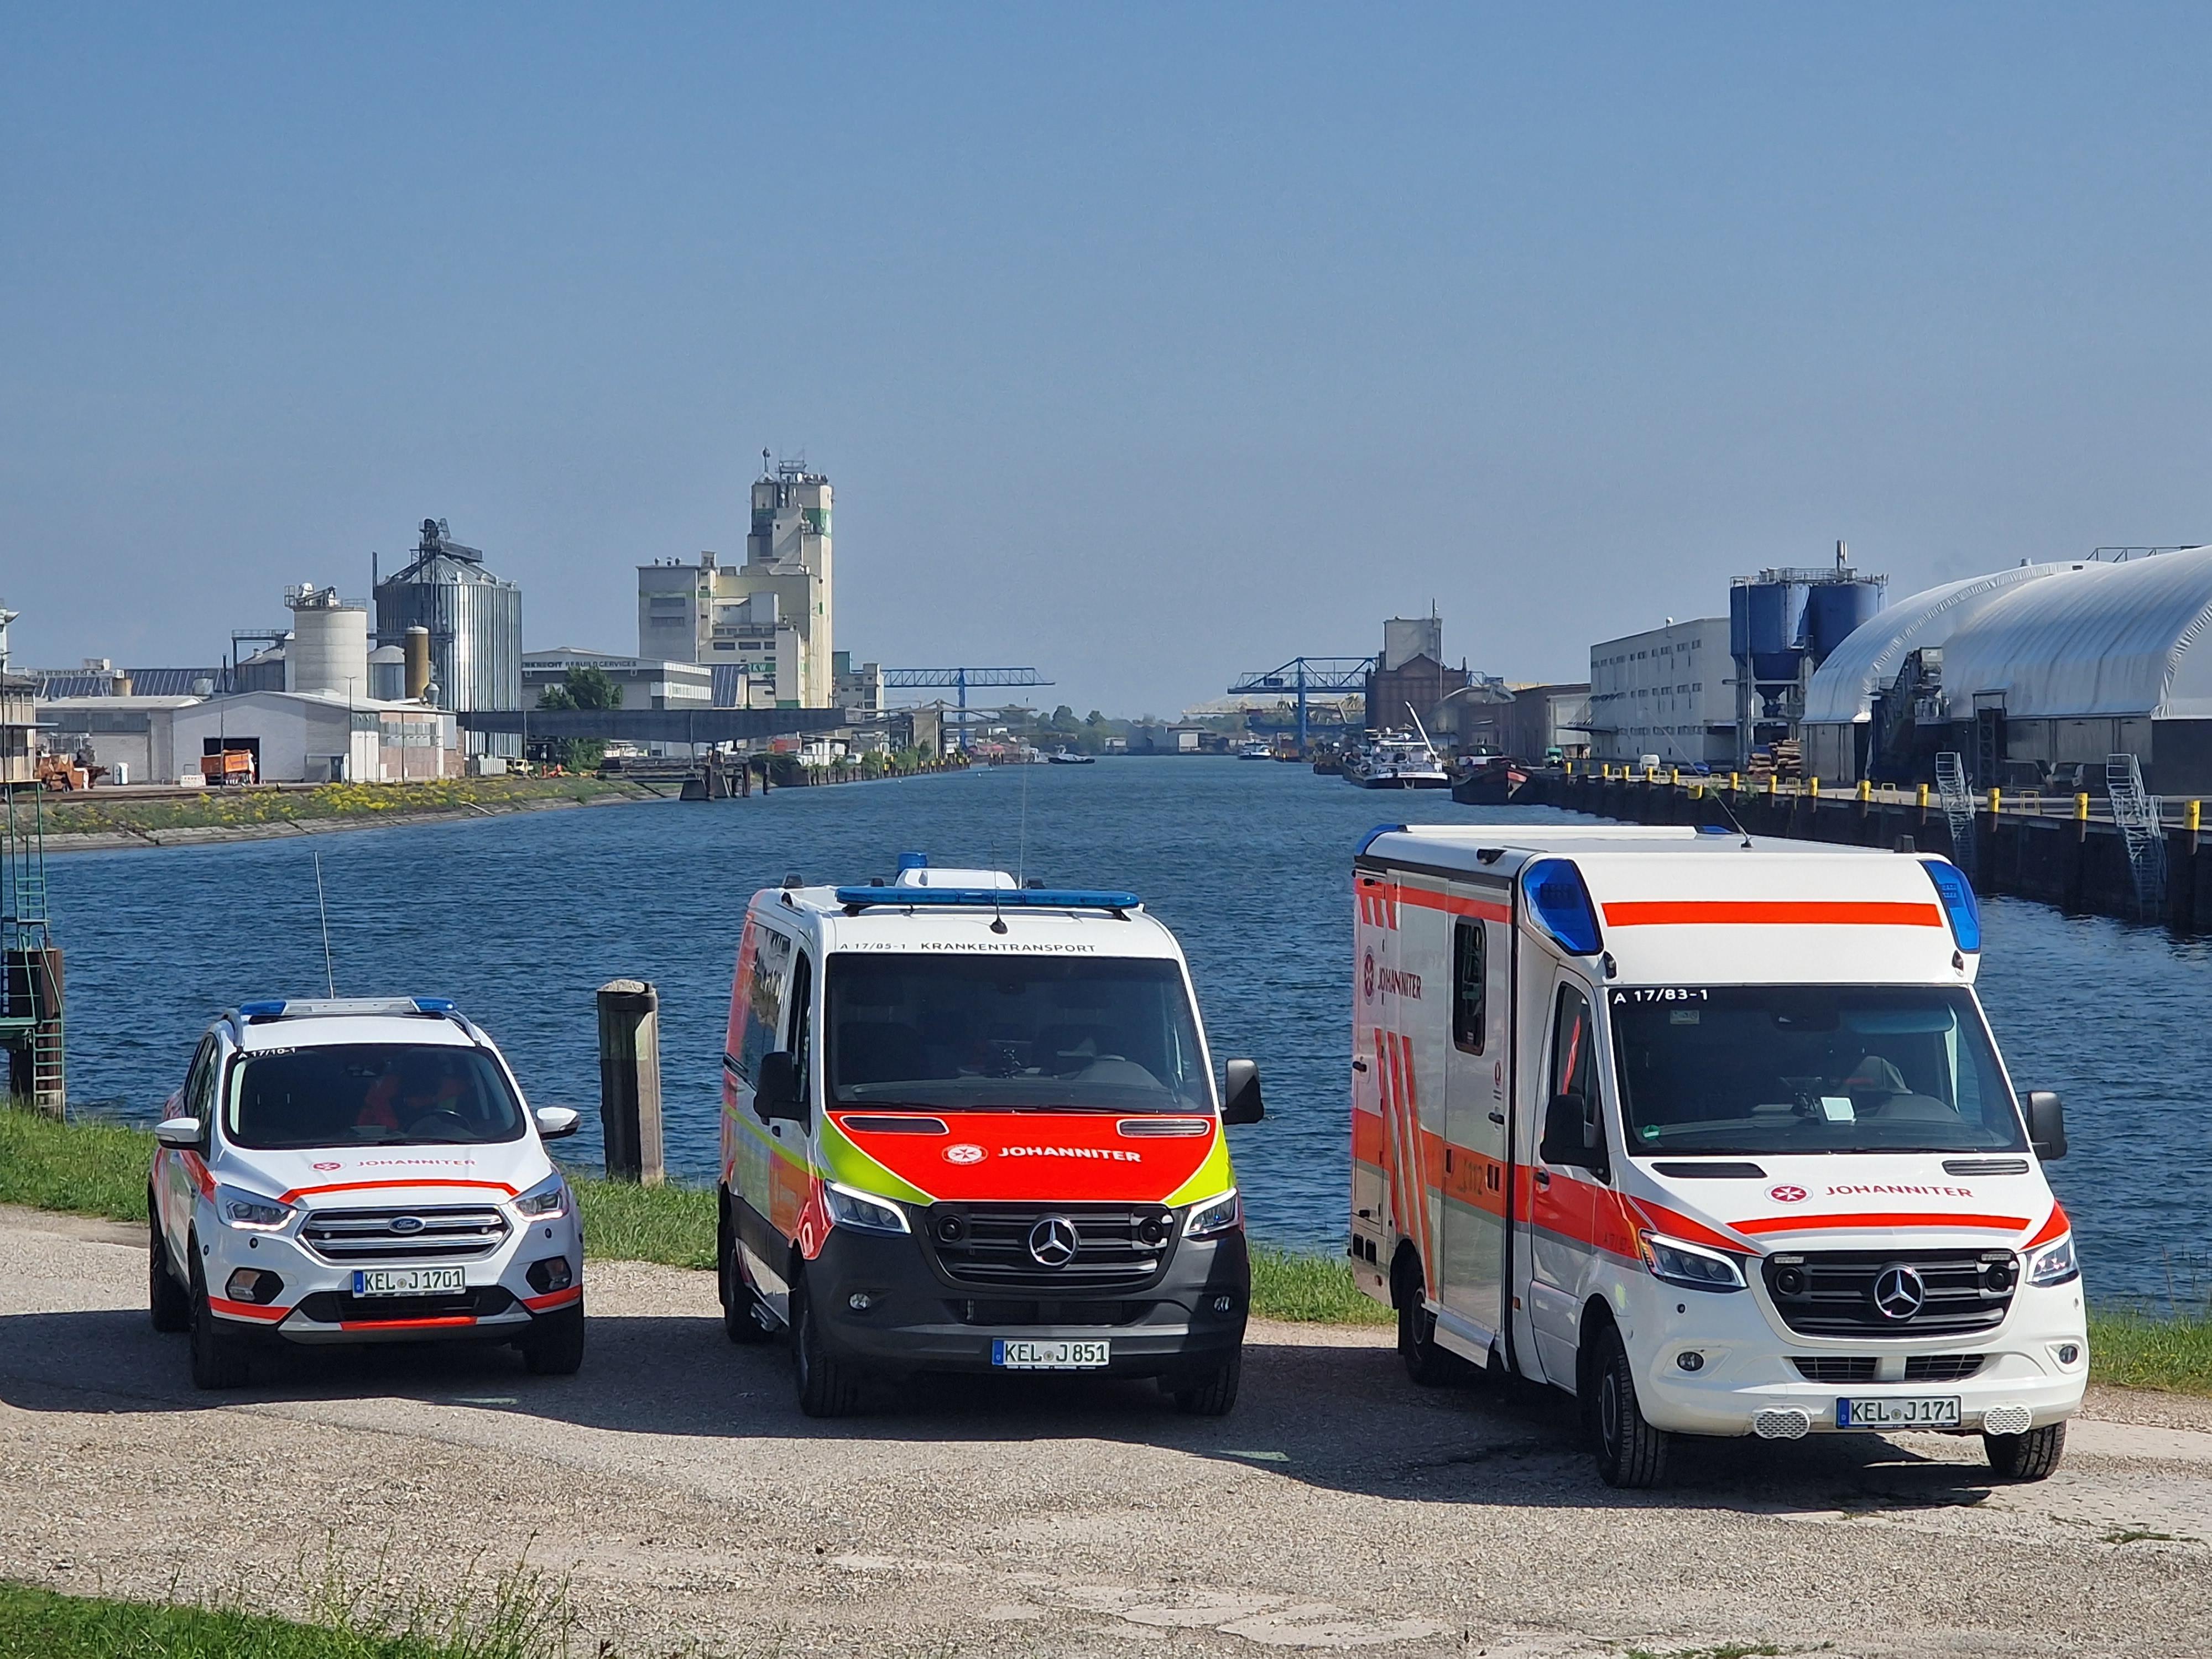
[597,979,664,1186]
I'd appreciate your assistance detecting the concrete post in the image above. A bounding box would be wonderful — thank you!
[597,979,664,1186]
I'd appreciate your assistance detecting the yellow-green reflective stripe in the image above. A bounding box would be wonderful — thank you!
[816,1116,933,1204]
[1164,1134,1234,1207]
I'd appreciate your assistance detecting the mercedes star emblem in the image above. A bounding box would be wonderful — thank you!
[1873,1264,1926,1321]
[1027,1214,1079,1269]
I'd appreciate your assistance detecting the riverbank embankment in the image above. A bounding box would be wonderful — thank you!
[11,776,666,855]
[1520,766,2212,927]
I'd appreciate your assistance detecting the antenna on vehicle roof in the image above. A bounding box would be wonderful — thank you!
[312,852,337,997]
[1016,752,1030,888]
[1651,727,1751,848]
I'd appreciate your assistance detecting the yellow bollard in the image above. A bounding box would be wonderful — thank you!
[1916,782,1930,808]
[2191,800,2203,833]
[1857,778,1871,802]
[2075,792,2089,821]
[1988,787,2001,815]
[1729,771,1740,792]
[1809,776,1820,800]
[1670,767,1680,786]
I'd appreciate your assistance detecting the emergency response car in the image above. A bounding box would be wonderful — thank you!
[148,998,586,1389]
[717,855,1262,1417]
[1348,824,2085,1487]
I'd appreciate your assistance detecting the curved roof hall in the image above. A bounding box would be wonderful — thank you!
[1801,564,2073,726]
[1937,545,2212,721]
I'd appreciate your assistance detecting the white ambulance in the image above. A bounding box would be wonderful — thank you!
[1348,824,2086,1487]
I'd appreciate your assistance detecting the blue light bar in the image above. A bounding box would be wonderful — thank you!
[897,851,928,870]
[1920,858,1981,953]
[238,999,288,1020]
[413,997,458,1014]
[1520,858,1604,956]
[836,886,1139,914]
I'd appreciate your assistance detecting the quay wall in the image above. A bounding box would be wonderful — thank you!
[1516,771,2212,931]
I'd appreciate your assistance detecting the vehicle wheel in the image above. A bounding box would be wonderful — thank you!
[792,1276,862,1418]
[148,1200,190,1334]
[1985,1421,2065,1480]
[187,1248,251,1390]
[1167,1348,1242,1416]
[719,1197,773,1345]
[520,1302,586,1376]
[1395,1264,1466,1387]
[1589,1324,1670,1489]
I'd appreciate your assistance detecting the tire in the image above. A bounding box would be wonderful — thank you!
[1167,1348,1243,1416]
[148,1199,190,1335]
[520,1302,586,1376]
[791,1275,862,1418]
[1985,1421,2065,1481]
[1589,1324,1670,1489]
[719,1196,774,1345]
[187,1246,251,1391]
[1394,1261,1466,1387]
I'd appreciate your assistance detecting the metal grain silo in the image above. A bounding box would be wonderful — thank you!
[374,520,523,758]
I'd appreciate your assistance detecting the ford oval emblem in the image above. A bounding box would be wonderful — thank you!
[389,1215,426,1235]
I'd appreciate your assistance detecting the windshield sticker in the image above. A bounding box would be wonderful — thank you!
[1819,1096,1856,1123]
[1668,1009,1700,1025]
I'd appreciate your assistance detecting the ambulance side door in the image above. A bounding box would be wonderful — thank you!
[724,915,797,1310]
[1437,889,1511,1350]
[1357,872,1433,1297]
[1523,973,1606,1388]
[1349,872,1393,1277]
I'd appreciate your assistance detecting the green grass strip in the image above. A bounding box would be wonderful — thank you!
[0,1104,152,1224]
[0,1578,545,1659]
[36,775,646,839]
[2080,1309,2212,1394]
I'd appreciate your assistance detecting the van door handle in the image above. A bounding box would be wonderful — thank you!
[1352,1060,1368,1073]
[1533,1170,1551,1190]
[1488,1111,1505,1125]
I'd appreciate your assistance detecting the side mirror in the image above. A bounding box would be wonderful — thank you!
[754,1051,806,1124]
[534,1106,581,1140]
[1222,1060,1265,1125]
[154,1116,203,1149]
[1539,1093,1605,1172]
[2026,1089,2067,1161]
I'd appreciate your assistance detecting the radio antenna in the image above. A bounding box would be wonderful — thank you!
[1653,729,1752,849]
[1017,750,1030,886]
[313,852,337,996]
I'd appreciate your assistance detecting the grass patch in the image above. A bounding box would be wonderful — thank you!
[0,1104,150,1223]
[1251,1244,1390,1324]
[2084,1309,2212,1395]
[32,775,648,839]
[568,1173,716,1270]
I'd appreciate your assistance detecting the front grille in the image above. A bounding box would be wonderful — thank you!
[1764,1250,2016,1337]
[948,1298,1151,1326]
[921,1202,1176,1292]
[1905,1353,1985,1382]
[300,1205,510,1262]
[1793,1355,1878,1383]
[294,1286,517,1324]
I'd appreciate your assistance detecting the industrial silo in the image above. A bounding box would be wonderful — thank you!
[285,585,371,701]
[374,520,523,757]
[1729,545,1887,768]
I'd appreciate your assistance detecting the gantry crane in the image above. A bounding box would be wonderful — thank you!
[1226,656,1374,749]
[883,667,1053,749]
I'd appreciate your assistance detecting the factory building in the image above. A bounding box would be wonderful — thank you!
[833,651,884,719]
[1726,552,1887,766]
[376,519,524,758]
[1365,616,1471,734]
[639,457,834,708]
[166,691,457,785]
[1587,617,1735,766]
[1495,682,1592,761]
[0,605,33,785]
[35,697,200,786]
[522,649,714,710]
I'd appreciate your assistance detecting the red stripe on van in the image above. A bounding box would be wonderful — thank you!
[1396,887,1512,924]
[1731,1210,2030,1236]
[1603,900,1943,928]
[2023,1202,2069,1249]
[275,1177,520,1205]
[207,1296,289,1322]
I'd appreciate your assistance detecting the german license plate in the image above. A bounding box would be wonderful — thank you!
[353,1266,466,1297]
[1837,1395,1961,1429]
[993,1338,1109,1370]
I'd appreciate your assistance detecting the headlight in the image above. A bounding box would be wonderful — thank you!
[216,1185,293,1232]
[2029,1234,2080,1287]
[514,1175,570,1220]
[822,1182,910,1235]
[1640,1231,1745,1292]
[1184,1188,1243,1239]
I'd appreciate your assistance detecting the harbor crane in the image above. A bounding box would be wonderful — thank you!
[883,666,1053,749]
[1226,656,1374,749]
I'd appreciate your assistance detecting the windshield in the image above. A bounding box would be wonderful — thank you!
[1609,986,2027,1156]
[826,954,1211,1112]
[227,1044,527,1149]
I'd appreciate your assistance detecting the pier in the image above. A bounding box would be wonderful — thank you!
[1522,766,2212,930]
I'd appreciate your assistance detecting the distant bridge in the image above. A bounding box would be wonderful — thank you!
[458,708,847,744]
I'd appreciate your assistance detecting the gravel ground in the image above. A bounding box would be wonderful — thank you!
[3,1205,2209,1658]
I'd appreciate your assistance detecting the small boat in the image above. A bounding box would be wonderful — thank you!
[1343,730,1451,789]
[1238,741,1273,761]
[1046,748,1095,765]
[1451,753,1527,805]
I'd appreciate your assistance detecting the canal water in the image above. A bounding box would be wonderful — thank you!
[43,759,2210,1305]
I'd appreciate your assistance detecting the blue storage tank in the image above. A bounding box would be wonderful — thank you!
[1730,580,1809,682]
[1805,577,1887,665]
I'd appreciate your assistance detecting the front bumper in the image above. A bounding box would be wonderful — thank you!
[199,1203,584,1347]
[1627,1276,2089,1436]
[805,1224,1250,1379]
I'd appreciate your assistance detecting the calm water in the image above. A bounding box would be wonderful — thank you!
[42,759,2212,1304]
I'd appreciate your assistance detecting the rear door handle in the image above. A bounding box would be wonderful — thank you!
[1488,1110,1505,1125]
[1533,1170,1551,1190]
[1352,1060,1368,1073]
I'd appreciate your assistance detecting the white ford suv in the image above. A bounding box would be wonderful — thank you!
[148,998,587,1389]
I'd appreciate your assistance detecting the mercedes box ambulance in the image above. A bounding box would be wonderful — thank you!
[1347,824,2085,1487]
[717,855,1263,1417]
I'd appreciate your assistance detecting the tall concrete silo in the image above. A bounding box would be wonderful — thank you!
[285,585,371,701]
[374,520,523,757]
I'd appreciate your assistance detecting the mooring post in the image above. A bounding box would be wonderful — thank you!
[597,979,664,1186]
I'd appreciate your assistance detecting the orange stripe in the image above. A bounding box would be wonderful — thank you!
[523,1287,582,1313]
[1351,1107,1384,1167]
[338,1314,477,1331]
[208,1296,289,1322]
[1731,1210,2030,1235]
[276,1177,520,1204]
[181,1151,217,1198]
[1604,900,1942,928]
[1396,886,1512,924]
[1625,1194,1755,1255]
[2023,1202,2069,1249]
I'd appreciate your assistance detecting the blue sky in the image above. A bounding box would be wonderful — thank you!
[7,4,2212,714]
